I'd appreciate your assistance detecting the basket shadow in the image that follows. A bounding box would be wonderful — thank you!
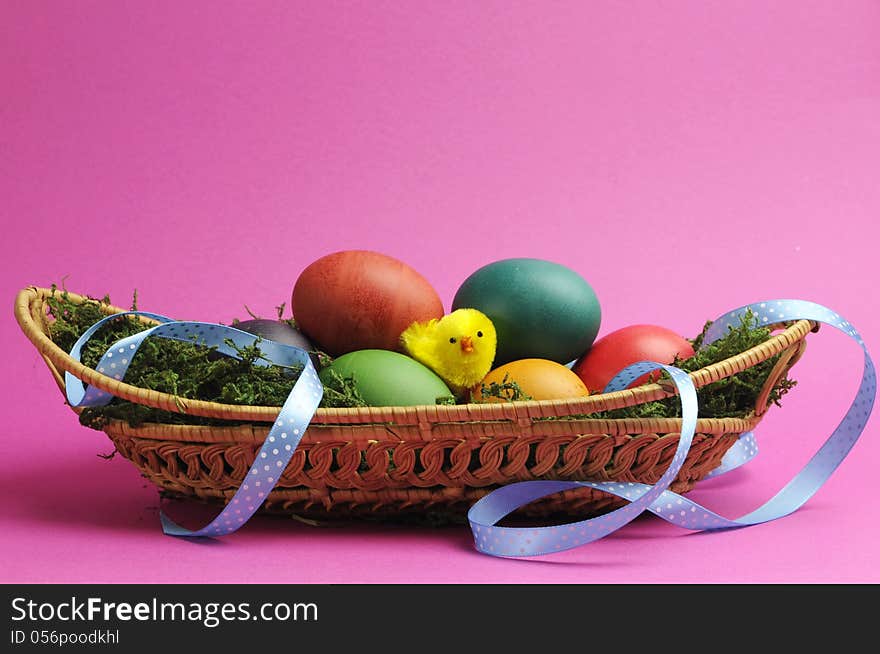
[2,458,309,543]
[2,456,181,535]
[3,450,775,558]
[0,456,464,547]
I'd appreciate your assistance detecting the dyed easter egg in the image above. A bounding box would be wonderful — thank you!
[572,324,695,392]
[452,258,601,366]
[292,250,444,356]
[472,358,590,403]
[318,349,452,406]
[234,318,319,366]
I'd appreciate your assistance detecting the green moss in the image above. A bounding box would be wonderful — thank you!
[591,310,796,419]
[477,374,533,402]
[46,286,337,429]
[318,369,368,408]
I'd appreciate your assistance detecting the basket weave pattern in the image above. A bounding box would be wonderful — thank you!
[15,287,814,520]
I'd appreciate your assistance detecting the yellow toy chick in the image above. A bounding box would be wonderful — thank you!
[399,308,497,397]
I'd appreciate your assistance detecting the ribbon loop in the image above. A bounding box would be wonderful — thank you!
[467,299,875,557]
[65,311,323,537]
[468,362,699,556]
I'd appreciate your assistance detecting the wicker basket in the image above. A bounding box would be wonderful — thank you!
[15,286,816,522]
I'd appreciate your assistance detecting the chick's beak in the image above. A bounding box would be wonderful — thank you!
[460,336,474,353]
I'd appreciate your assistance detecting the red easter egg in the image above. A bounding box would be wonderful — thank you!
[572,324,695,393]
[292,250,444,356]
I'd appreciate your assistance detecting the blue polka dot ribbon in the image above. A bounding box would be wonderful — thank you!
[467,299,875,557]
[65,311,323,537]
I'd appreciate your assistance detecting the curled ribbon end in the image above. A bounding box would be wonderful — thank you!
[468,299,875,558]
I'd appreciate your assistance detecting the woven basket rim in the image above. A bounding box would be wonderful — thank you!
[102,413,764,444]
[15,285,817,427]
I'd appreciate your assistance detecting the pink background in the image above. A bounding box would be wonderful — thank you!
[3,1,879,583]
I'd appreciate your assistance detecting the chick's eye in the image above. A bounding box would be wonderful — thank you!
[449,337,456,344]
[477,331,483,338]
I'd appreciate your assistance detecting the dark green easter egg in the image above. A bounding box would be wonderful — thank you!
[318,349,452,406]
[452,258,601,365]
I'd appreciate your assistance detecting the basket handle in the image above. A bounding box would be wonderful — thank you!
[753,337,809,417]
